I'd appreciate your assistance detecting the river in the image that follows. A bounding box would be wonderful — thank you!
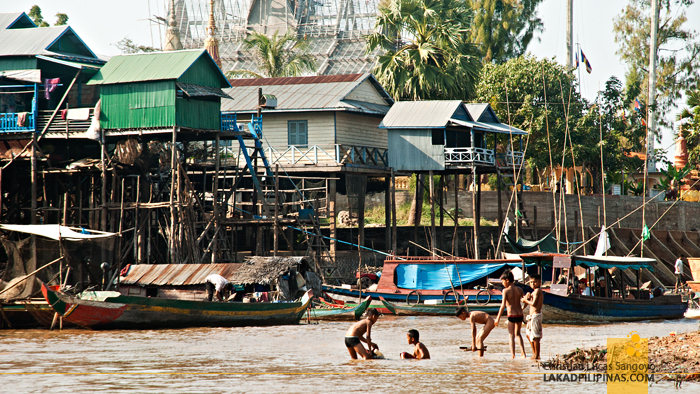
[1,316,698,393]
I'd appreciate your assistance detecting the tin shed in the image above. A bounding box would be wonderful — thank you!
[87,50,231,132]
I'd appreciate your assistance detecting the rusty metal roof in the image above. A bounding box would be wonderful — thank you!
[120,263,243,286]
[221,73,393,114]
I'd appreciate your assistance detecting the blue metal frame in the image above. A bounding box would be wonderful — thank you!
[0,83,37,133]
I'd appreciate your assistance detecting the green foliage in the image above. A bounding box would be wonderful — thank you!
[613,0,700,130]
[678,89,700,166]
[659,162,692,191]
[474,55,583,170]
[627,181,645,196]
[468,0,544,63]
[365,0,482,100]
[116,38,159,54]
[226,31,317,79]
[54,13,68,26]
[28,5,49,27]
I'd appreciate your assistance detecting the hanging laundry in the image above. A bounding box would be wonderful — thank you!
[16,112,27,127]
[60,109,68,120]
[44,78,60,99]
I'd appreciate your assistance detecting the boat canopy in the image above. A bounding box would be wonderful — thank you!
[0,224,116,241]
[396,262,535,290]
[504,232,559,254]
[519,252,656,271]
[574,255,656,271]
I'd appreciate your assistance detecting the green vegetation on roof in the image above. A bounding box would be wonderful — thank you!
[87,50,230,87]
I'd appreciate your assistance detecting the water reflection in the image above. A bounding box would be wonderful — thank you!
[1,316,698,393]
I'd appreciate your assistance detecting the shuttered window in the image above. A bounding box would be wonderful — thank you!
[288,120,308,147]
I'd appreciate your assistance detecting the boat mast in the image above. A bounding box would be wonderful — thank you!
[642,0,660,258]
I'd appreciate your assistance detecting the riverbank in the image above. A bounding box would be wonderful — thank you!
[545,329,700,383]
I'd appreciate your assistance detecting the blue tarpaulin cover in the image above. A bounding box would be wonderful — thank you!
[396,263,534,290]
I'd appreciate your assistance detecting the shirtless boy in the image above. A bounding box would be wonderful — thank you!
[456,307,494,357]
[495,269,527,359]
[522,273,544,360]
[400,329,430,359]
[345,308,380,360]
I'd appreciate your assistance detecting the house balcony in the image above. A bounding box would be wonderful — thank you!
[0,112,35,133]
[222,144,389,168]
[444,147,495,166]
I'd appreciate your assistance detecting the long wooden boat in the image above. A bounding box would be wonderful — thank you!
[520,253,688,324]
[323,255,522,308]
[41,283,313,330]
[379,297,500,316]
[307,296,371,320]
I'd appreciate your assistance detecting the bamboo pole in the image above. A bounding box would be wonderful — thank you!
[429,170,436,254]
[391,169,397,255]
[170,127,178,263]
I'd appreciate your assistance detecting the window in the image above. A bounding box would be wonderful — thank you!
[431,129,443,145]
[288,120,308,147]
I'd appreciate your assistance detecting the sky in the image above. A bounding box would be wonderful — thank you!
[6,0,700,165]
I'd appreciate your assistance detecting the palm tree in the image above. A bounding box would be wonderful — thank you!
[365,0,482,101]
[226,31,317,78]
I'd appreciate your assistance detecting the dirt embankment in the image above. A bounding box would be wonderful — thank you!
[543,330,700,383]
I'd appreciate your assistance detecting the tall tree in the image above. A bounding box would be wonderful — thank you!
[226,31,316,79]
[54,13,68,26]
[613,0,700,131]
[468,0,544,64]
[116,38,159,54]
[678,89,700,166]
[475,55,584,171]
[28,5,49,27]
[365,0,482,101]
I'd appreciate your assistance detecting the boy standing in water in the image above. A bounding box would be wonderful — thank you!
[495,269,527,359]
[400,329,430,359]
[345,308,380,360]
[522,274,544,360]
[456,307,494,357]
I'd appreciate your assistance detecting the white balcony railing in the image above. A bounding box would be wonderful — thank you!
[444,147,495,166]
[496,151,525,168]
[222,144,389,167]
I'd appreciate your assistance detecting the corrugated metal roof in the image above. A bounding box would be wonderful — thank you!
[380,101,463,129]
[120,263,243,286]
[228,74,364,87]
[0,12,33,30]
[221,73,392,114]
[0,26,70,56]
[465,103,502,123]
[176,82,232,99]
[87,50,229,87]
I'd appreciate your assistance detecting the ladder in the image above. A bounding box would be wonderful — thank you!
[234,115,275,219]
[301,213,342,285]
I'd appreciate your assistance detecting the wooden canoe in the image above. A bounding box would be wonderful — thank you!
[307,296,372,320]
[379,297,500,316]
[41,283,313,330]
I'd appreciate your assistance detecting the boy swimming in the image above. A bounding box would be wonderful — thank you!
[495,269,527,359]
[400,329,430,359]
[345,308,380,360]
[456,307,494,357]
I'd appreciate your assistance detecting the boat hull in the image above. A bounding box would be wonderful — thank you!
[322,285,501,305]
[42,283,312,330]
[542,292,688,324]
[308,296,371,320]
[379,297,500,316]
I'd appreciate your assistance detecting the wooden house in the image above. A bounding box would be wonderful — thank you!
[220,73,394,172]
[0,11,104,137]
[381,101,527,173]
[87,49,231,136]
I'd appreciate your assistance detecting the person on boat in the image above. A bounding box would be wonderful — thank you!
[456,307,494,357]
[345,308,380,360]
[495,269,527,359]
[579,278,592,296]
[400,329,430,360]
[522,274,543,360]
[204,274,233,302]
[675,255,685,293]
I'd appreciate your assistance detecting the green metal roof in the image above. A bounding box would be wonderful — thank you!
[87,49,230,87]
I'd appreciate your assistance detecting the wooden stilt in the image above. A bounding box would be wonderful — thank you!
[454,173,459,257]
[391,169,397,255]
[439,175,444,251]
[329,176,337,256]
[213,134,220,264]
[385,175,391,251]
[429,170,436,254]
[170,127,177,263]
[471,170,479,259]
[274,164,279,256]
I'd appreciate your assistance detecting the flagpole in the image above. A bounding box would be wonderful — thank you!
[577,44,581,96]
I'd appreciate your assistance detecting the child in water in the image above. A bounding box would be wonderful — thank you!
[345,308,380,360]
[400,329,430,359]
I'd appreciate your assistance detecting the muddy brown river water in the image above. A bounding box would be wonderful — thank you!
[1,316,699,393]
